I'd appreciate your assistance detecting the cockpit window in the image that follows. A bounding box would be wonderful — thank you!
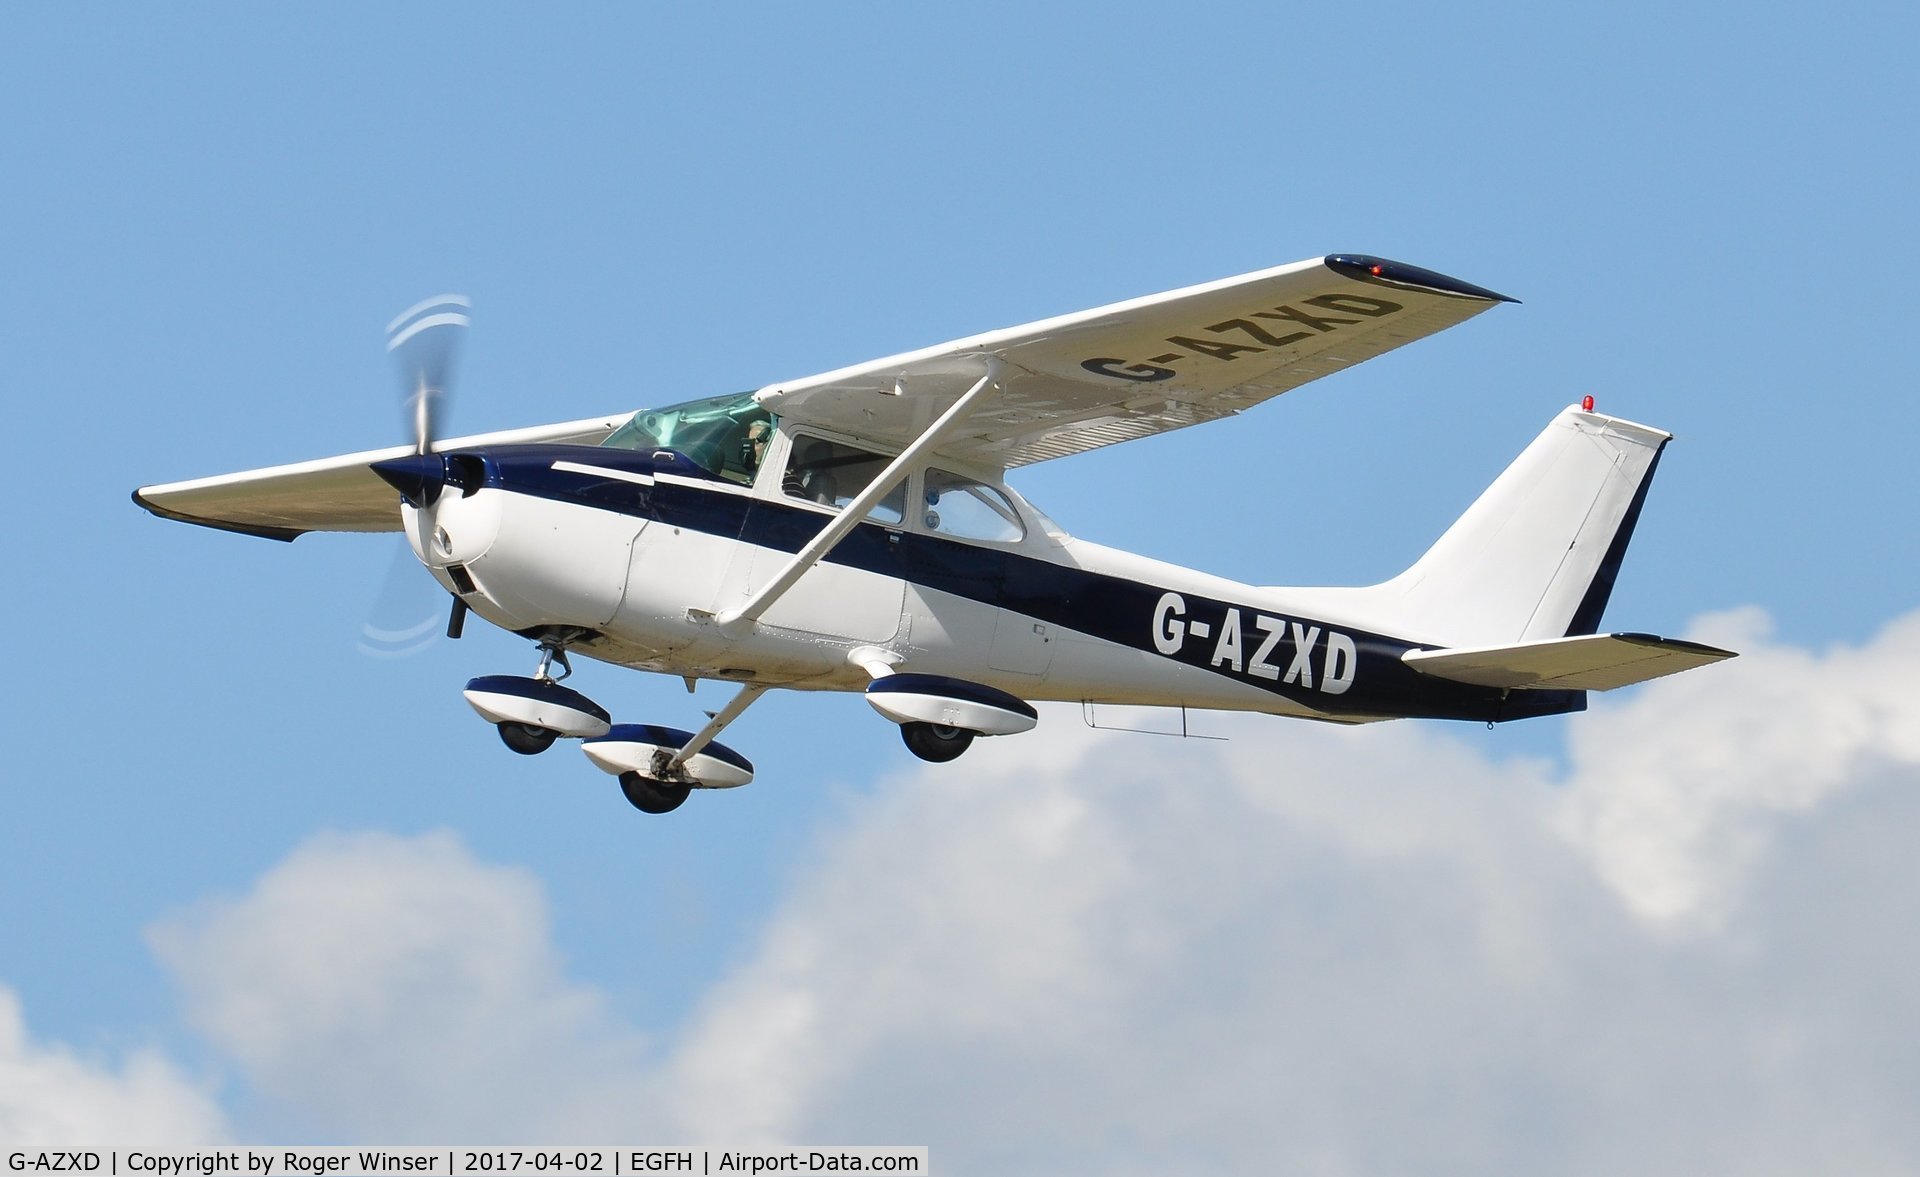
[922,468,1025,543]
[782,436,906,523]
[601,391,772,485]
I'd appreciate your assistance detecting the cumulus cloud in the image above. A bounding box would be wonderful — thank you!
[1558,606,1920,930]
[0,987,227,1144]
[146,831,659,1140]
[120,607,1920,1173]
[651,606,1920,1172]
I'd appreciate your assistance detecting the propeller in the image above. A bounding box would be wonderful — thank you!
[358,541,451,658]
[390,294,469,453]
[371,295,471,508]
[357,294,472,658]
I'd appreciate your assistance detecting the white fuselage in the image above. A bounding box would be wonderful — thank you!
[404,464,1365,723]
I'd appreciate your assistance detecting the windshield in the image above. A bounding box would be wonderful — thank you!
[601,391,772,485]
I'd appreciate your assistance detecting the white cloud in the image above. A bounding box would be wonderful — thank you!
[146,830,661,1141]
[0,987,227,1145]
[652,607,1920,1172]
[1557,606,1920,931]
[116,607,1920,1173]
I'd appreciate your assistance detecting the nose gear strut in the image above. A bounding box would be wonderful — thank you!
[535,641,571,682]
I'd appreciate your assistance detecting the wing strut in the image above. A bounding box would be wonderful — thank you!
[713,358,1003,637]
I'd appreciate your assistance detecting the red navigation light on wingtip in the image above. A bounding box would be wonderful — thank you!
[1582,395,1595,412]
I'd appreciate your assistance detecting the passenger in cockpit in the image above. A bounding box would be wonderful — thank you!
[787,438,839,505]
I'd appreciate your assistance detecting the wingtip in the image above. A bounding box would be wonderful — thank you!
[1325,254,1519,304]
[132,486,305,542]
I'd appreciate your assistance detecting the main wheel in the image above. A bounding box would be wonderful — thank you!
[901,722,975,763]
[620,771,693,814]
[498,722,559,755]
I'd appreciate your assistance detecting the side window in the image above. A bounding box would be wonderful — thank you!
[782,436,906,524]
[922,469,1026,543]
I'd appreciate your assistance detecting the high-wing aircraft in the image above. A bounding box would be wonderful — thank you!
[135,255,1736,814]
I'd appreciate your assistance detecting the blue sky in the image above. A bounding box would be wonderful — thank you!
[3,3,1918,1168]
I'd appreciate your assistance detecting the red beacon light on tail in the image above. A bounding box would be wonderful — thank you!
[1582,395,1595,412]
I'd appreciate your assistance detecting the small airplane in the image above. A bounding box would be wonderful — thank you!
[135,254,1736,814]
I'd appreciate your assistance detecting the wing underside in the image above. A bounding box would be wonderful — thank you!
[134,415,627,540]
[756,254,1513,468]
[1403,633,1737,692]
[136,254,1509,539]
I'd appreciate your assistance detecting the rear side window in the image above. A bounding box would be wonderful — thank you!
[782,437,906,524]
[922,469,1025,543]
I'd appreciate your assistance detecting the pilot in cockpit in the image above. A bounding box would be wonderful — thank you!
[741,418,771,474]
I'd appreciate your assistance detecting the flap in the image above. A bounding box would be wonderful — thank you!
[756,254,1512,468]
[1402,632,1737,691]
[134,414,628,540]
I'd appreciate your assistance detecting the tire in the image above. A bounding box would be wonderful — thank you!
[620,771,692,814]
[901,722,975,763]
[498,722,559,756]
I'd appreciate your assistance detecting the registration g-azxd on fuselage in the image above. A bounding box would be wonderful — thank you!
[135,254,1736,815]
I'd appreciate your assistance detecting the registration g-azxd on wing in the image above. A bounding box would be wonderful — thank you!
[135,254,1736,815]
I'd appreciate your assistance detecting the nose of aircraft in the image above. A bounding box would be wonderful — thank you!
[377,452,503,572]
[371,453,451,507]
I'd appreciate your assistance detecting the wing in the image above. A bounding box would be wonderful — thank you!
[755,254,1514,468]
[134,414,627,540]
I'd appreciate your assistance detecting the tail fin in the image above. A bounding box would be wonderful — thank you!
[1319,406,1670,647]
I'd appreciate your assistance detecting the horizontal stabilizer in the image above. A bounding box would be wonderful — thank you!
[1403,633,1736,691]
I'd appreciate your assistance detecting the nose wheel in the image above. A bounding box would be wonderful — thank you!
[497,721,560,756]
[462,638,612,755]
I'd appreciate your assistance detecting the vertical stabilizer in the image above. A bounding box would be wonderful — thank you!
[1363,406,1669,647]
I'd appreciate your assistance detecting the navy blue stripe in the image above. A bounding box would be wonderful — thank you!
[461,443,1582,724]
